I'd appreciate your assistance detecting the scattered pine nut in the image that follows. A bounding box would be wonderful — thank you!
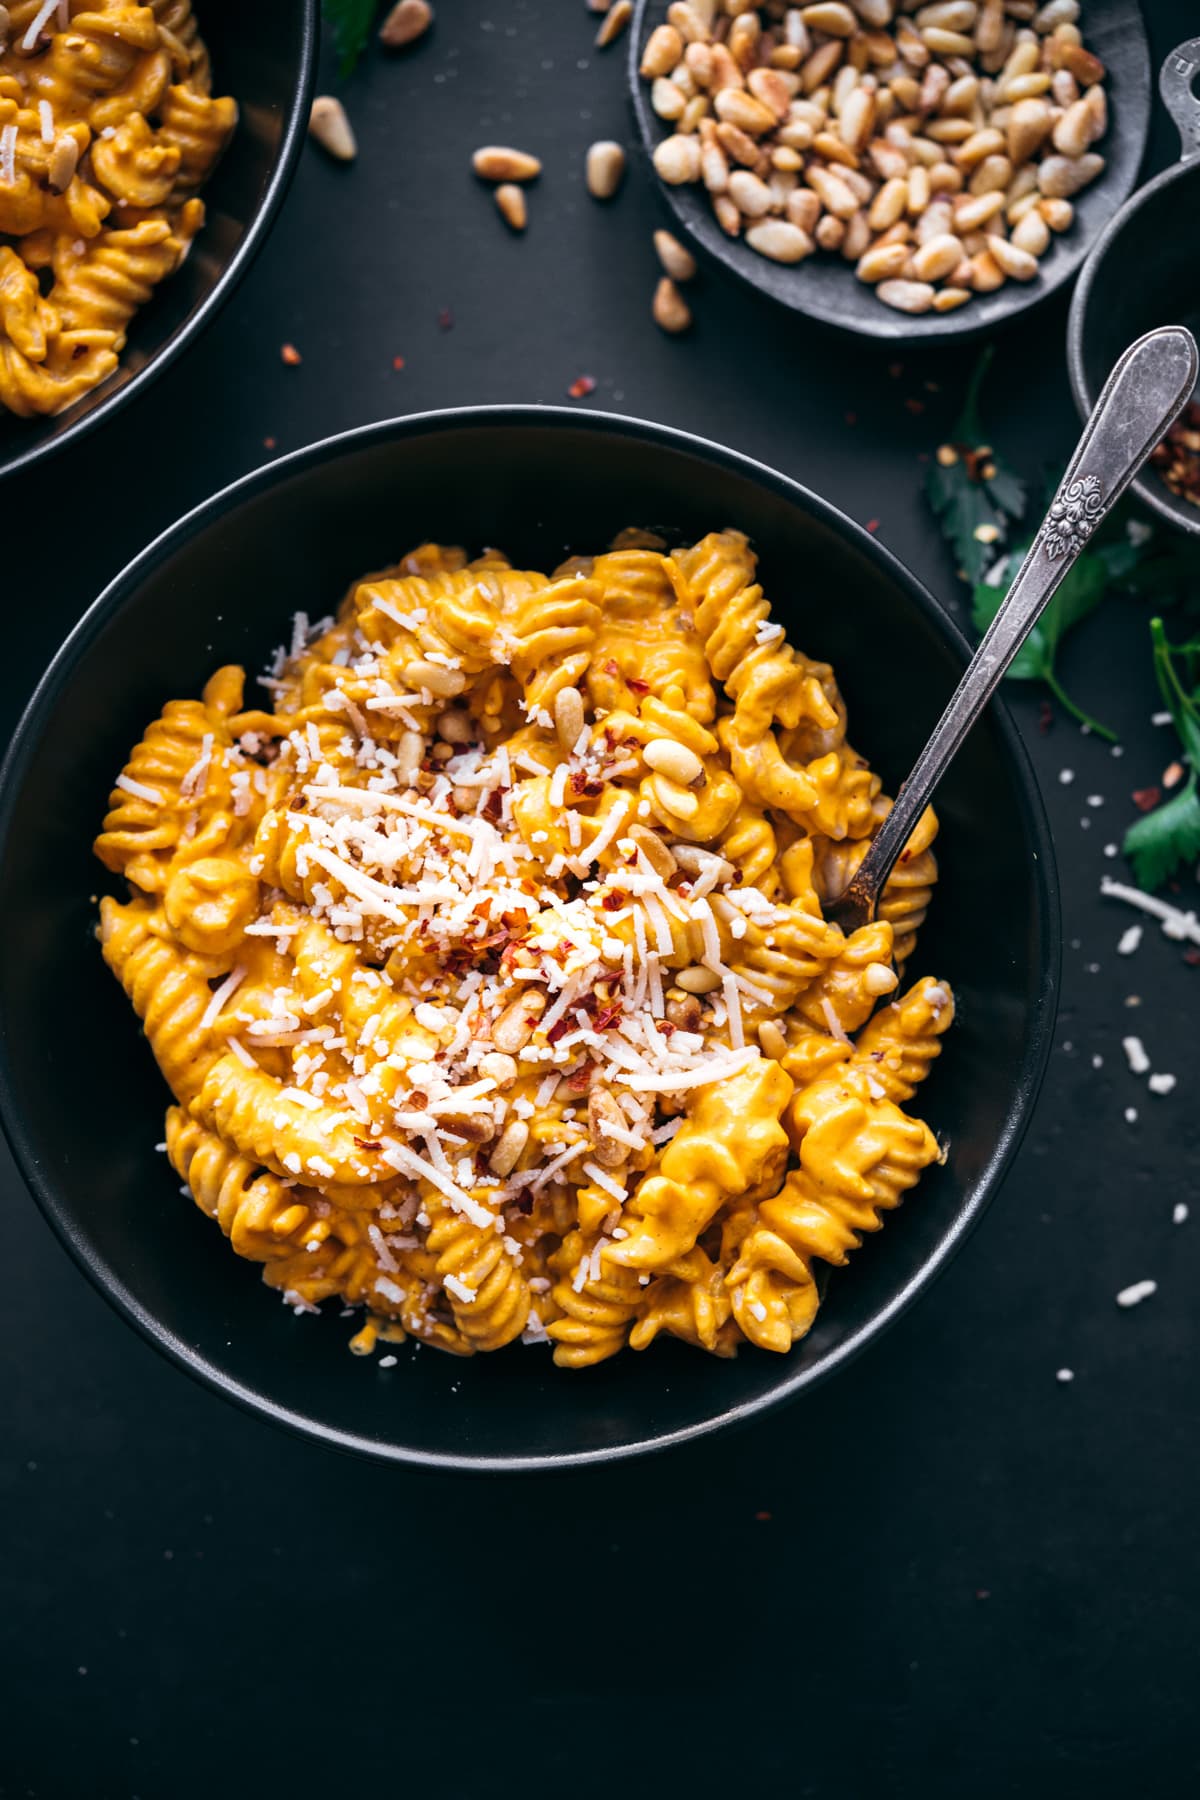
[494,184,527,231]
[653,228,697,282]
[280,342,302,366]
[586,140,626,200]
[379,0,432,49]
[473,145,542,183]
[308,95,356,163]
[596,0,631,48]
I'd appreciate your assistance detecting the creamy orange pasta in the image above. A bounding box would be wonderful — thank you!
[94,529,953,1367]
[0,0,235,417]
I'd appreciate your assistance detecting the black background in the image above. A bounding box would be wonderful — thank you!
[2,3,1198,1793]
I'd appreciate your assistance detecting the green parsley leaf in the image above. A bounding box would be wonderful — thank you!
[1123,775,1200,890]
[971,542,1117,740]
[925,349,1027,583]
[322,0,376,76]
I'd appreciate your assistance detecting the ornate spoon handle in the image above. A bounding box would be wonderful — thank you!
[827,325,1199,935]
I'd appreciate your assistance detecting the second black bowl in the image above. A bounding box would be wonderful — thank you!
[0,0,318,483]
[0,408,1059,1469]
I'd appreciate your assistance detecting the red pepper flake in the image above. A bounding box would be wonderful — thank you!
[888,361,903,379]
[601,891,623,911]
[1132,787,1161,813]
[280,342,302,366]
[482,788,504,822]
[754,1510,772,1521]
[975,1589,991,1601]
[546,1017,571,1044]
[604,659,619,676]
[1183,949,1200,966]
[1038,699,1054,734]
[568,374,596,399]
[392,355,406,371]
[437,306,454,331]
[904,396,924,415]
[263,436,277,450]
[626,676,650,695]
[353,1137,382,1151]
[865,518,880,535]
[592,1004,622,1032]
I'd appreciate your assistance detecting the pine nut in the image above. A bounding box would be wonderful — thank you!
[976,0,1004,51]
[840,209,871,259]
[667,1,708,42]
[494,184,527,230]
[956,126,1005,166]
[408,658,465,696]
[677,965,722,993]
[746,219,815,262]
[815,213,846,250]
[787,187,822,232]
[915,0,977,28]
[912,231,963,280]
[1010,207,1049,254]
[954,189,1006,229]
[654,134,703,184]
[1058,42,1104,85]
[702,141,730,191]
[492,991,546,1053]
[586,140,626,200]
[473,146,541,183]
[628,822,678,878]
[800,1,857,34]
[808,165,859,217]
[666,994,703,1031]
[488,1120,529,1177]
[588,1088,630,1168]
[1000,72,1052,100]
[652,276,692,332]
[596,1,632,48]
[478,1052,518,1086]
[969,152,1012,194]
[921,27,976,56]
[864,960,900,995]
[1037,150,1102,196]
[1051,97,1092,158]
[652,77,687,120]
[876,278,935,312]
[1038,195,1073,229]
[941,73,980,113]
[713,193,741,235]
[654,229,698,281]
[915,199,954,243]
[47,132,80,190]
[309,96,357,163]
[968,247,1005,289]
[379,0,432,49]
[714,90,778,135]
[867,175,908,230]
[1033,0,1077,26]
[839,84,876,150]
[1006,97,1052,163]
[679,95,710,133]
[553,685,585,752]
[671,844,736,882]
[758,1020,789,1059]
[748,67,795,120]
[986,233,1038,278]
[394,730,423,787]
[644,738,704,786]
[437,709,473,744]
[729,169,774,216]
[641,24,684,78]
[933,284,972,309]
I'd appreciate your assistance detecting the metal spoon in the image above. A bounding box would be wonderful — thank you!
[826,324,1199,936]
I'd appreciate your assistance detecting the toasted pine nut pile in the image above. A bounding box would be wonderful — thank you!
[639,0,1110,316]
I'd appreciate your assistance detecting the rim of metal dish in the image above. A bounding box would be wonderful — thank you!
[628,0,1151,346]
[1067,154,1200,539]
[0,404,1062,1473]
[0,0,320,485]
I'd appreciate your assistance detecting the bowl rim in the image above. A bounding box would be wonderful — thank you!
[1067,153,1200,540]
[0,0,320,486]
[0,404,1061,1472]
[628,0,1152,346]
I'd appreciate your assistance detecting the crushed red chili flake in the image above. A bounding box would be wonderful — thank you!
[626,676,650,694]
[263,435,277,450]
[601,891,623,911]
[568,374,596,399]
[888,361,903,378]
[280,343,302,366]
[1183,949,1200,967]
[754,1511,772,1522]
[865,518,880,535]
[353,1137,382,1151]
[591,1004,623,1032]
[1039,699,1054,734]
[604,659,619,676]
[569,769,604,796]
[904,396,925,415]
[392,355,406,371]
[482,788,504,822]
[437,306,454,331]
[1132,787,1162,813]
[546,1018,571,1044]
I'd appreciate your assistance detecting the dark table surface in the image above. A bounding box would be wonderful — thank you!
[2,4,1197,1795]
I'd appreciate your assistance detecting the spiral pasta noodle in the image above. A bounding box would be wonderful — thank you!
[95,528,953,1366]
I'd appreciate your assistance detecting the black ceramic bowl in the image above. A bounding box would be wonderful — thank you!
[0,408,1059,1471]
[630,0,1150,344]
[0,0,318,483]
[1068,36,1200,538]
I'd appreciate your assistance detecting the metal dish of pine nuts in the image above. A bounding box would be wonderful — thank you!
[629,0,1150,339]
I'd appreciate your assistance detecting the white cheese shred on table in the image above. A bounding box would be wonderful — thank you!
[1115,1280,1157,1309]
[1100,878,1200,948]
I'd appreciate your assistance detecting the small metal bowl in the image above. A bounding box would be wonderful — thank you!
[0,0,318,484]
[629,0,1151,344]
[1068,37,1200,537]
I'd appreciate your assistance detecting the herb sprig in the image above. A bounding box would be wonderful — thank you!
[322,0,376,76]
[1122,621,1200,890]
[925,349,1026,584]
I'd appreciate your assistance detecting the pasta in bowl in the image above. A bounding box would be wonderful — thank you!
[96,528,954,1368]
[0,408,1056,1466]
